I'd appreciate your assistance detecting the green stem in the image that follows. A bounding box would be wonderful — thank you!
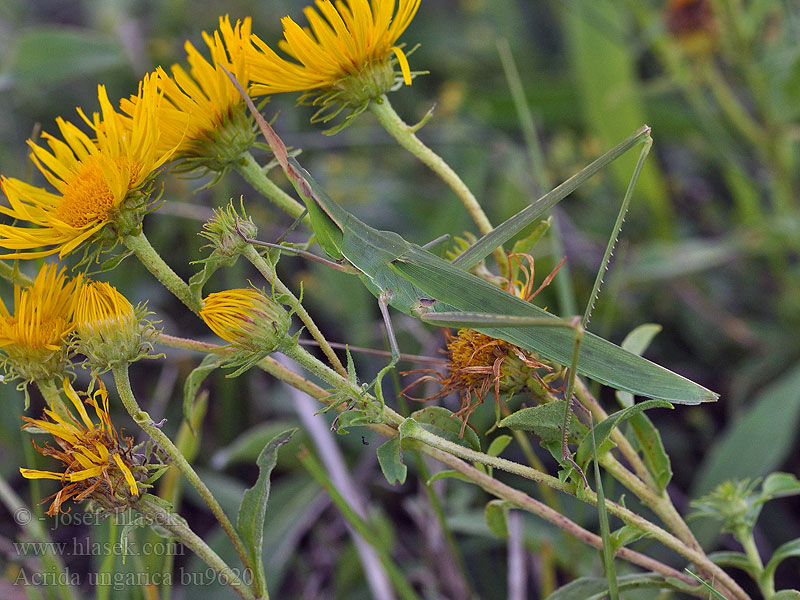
[0,472,77,600]
[243,244,347,376]
[369,96,509,276]
[123,230,202,314]
[35,378,71,421]
[0,260,33,286]
[413,443,705,591]
[234,152,308,222]
[111,364,255,582]
[400,418,747,598]
[135,494,256,600]
[299,449,420,600]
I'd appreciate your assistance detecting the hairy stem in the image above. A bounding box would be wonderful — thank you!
[123,231,202,314]
[235,152,308,221]
[111,364,254,582]
[136,494,256,600]
[35,378,72,421]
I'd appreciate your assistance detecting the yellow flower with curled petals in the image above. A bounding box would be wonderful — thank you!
[248,0,420,129]
[20,378,142,515]
[0,264,82,384]
[0,73,172,260]
[122,16,255,170]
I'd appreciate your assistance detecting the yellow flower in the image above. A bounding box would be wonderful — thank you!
[73,281,152,372]
[0,73,171,260]
[20,378,141,515]
[248,0,420,126]
[122,16,255,167]
[0,264,82,383]
[74,281,136,338]
[200,288,290,354]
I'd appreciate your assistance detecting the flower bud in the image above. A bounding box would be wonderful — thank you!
[199,201,257,264]
[200,288,291,355]
[73,281,155,372]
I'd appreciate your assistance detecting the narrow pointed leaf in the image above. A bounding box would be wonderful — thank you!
[237,429,297,580]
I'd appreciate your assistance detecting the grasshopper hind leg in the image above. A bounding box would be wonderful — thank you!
[364,290,402,420]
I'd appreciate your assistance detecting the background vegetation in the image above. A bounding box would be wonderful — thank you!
[0,0,798,598]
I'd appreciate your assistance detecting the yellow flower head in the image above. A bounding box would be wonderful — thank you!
[74,281,136,338]
[20,378,141,515]
[0,73,171,260]
[123,16,255,169]
[73,281,152,372]
[200,288,290,354]
[248,0,420,128]
[0,264,82,383]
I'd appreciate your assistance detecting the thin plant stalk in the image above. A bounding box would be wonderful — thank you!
[135,494,256,600]
[369,95,509,275]
[111,364,254,581]
[123,231,202,314]
[243,244,347,376]
[234,152,308,222]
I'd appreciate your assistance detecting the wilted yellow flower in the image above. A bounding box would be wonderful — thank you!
[0,264,81,383]
[20,378,141,515]
[122,16,255,168]
[248,0,420,126]
[402,254,564,435]
[73,281,152,371]
[0,73,171,260]
[200,288,290,354]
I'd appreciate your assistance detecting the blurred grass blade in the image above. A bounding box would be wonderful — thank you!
[563,0,674,236]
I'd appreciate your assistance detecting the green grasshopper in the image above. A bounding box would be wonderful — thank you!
[224,71,717,472]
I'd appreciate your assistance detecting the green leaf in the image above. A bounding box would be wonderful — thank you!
[762,538,800,586]
[376,437,407,485]
[499,400,579,443]
[760,472,800,500]
[693,363,800,498]
[629,413,672,492]
[334,409,375,434]
[409,406,481,451]
[484,500,511,539]
[563,0,673,234]
[237,429,297,582]
[610,524,649,553]
[617,324,662,407]
[769,590,800,600]
[183,354,224,433]
[576,400,673,466]
[544,574,673,599]
[487,435,513,457]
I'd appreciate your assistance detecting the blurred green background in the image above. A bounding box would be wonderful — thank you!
[1,0,799,598]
